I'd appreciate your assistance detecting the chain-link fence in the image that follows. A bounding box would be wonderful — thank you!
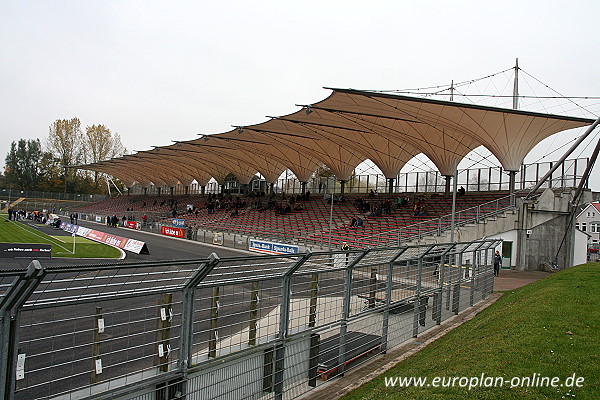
[0,239,499,400]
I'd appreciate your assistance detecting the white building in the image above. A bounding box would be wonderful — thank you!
[575,201,600,249]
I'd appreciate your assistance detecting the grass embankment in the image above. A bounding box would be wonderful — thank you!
[341,264,599,400]
[0,214,121,258]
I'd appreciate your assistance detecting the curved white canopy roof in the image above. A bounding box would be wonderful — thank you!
[78,89,594,188]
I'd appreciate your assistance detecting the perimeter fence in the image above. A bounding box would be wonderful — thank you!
[0,239,499,400]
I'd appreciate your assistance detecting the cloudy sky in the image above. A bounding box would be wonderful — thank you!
[1,1,599,187]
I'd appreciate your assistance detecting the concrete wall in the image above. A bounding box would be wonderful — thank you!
[420,188,594,271]
[486,230,518,267]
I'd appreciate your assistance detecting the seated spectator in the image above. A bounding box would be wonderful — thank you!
[458,186,466,196]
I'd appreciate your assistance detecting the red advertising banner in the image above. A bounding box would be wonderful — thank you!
[161,226,185,238]
[104,235,126,248]
[59,223,148,254]
[123,220,141,230]
[87,230,106,242]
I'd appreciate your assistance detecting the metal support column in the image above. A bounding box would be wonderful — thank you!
[337,250,369,377]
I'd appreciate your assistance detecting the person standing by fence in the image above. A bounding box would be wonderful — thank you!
[494,250,502,276]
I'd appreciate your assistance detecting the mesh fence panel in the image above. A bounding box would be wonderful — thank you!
[0,240,500,400]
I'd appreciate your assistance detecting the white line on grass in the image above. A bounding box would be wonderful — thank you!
[1,216,72,252]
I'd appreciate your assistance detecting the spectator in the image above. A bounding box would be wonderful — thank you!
[494,250,502,276]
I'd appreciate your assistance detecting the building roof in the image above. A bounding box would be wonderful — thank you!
[76,89,595,188]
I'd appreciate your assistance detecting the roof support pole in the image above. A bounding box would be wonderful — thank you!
[340,180,346,194]
[525,116,600,200]
[301,181,307,194]
[388,178,394,195]
[450,162,458,243]
[269,182,274,194]
[508,171,516,195]
[200,185,205,195]
[572,135,600,206]
[513,58,520,110]
[444,175,452,196]
[220,184,225,194]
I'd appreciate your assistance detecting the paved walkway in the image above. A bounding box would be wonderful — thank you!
[493,269,551,291]
[308,269,552,400]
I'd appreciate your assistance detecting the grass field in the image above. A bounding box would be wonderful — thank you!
[341,263,600,400]
[0,214,122,258]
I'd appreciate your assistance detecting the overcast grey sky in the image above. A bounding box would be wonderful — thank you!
[1,1,599,187]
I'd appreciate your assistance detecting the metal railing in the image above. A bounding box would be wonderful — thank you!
[125,157,589,196]
[0,239,499,400]
[0,188,106,203]
[356,194,516,247]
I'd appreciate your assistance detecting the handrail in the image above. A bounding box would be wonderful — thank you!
[354,193,517,247]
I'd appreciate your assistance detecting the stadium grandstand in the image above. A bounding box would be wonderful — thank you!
[69,65,600,270]
[2,65,600,400]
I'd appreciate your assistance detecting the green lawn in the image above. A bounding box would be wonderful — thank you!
[0,214,121,258]
[341,264,600,400]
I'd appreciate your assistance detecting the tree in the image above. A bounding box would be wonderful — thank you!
[4,139,42,190]
[47,118,83,192]
[81,124,127,190]
[36,152,64,192]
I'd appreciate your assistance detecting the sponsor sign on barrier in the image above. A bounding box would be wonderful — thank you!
[124,239,146,253]
[161,226,185,238]
[123,220,141,230]
[213,232,223,246]
[172,218,185,227]
[249,239,299,255]
[87,230,106,242]
[61,222,78,234]
[95,216,103,223]
[0,243,52,258]
[59,222,149,254]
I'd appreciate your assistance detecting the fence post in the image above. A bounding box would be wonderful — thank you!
[368,268,377,309]
[445,254,452,311]
[273,253,312,400]
[337,250,369,377]
[91,307,103,384]
[177,253,219,376]
[0,260,44,400]
[412,256,423,338]
[249,281,259,346]
[308,273,319,387]
[209,287,220,359]
[157,293,173,371]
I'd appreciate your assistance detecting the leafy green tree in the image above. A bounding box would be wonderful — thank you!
[4,139,42,190]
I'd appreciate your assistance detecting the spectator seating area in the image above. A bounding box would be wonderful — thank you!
[74,191,513,248]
